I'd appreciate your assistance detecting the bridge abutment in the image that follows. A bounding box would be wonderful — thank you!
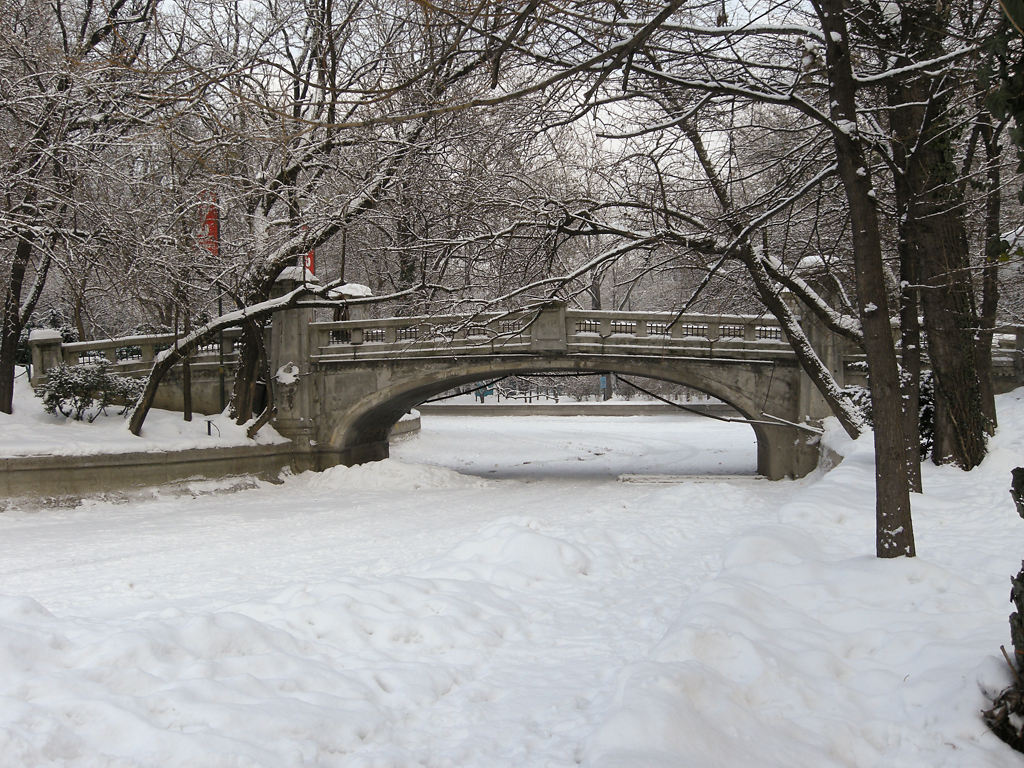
[783,291,848,425]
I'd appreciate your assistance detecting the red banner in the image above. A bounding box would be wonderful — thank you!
[199,194,219,258]
[300,224,314,275]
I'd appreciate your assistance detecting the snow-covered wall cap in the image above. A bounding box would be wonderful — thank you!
[27,329,64,342]
[277,267,320,284]
[795,255,827,273]
[327,283,373,299]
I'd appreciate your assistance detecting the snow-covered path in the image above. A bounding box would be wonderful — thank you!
[0,409,1022,765]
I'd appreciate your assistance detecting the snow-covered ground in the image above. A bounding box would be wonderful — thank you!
[1,368,1023,766]
[1,367,288,456]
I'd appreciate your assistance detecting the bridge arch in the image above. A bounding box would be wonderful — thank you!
[315,354,814,479]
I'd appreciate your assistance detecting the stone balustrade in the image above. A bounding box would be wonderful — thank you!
[29,328,243,380]
[308,307,792,361]
[28,327,245,415]
[28,313,1024,375]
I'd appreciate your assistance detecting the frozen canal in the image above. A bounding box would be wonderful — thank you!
[395,411,758,479]
[0,410,1019,766]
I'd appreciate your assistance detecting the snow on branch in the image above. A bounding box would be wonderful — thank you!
[853,45,978,84]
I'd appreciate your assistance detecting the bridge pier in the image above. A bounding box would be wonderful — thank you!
[313,440,390,470]
[529,301,568,352]
[754,422,821,480]
[267,272,320,453]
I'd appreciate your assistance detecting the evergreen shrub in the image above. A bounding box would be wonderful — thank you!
[37,362,144,421]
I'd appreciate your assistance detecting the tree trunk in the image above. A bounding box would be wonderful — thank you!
[887,0,990,469]
[845,178,916,557]
[182,310,193,423]
[129,346,185,435]
[229,319,266,424]
[588,270,603,310]
[744,250,865,438]
[677,112,865,438]
[908,205,987,467]
[816,0,915,557]
[888,83,923,492]
[130,285,314,436]
[976,117,1002,434]
[0,232,34,414]
[898,254,923,492]
[74,275,87,342]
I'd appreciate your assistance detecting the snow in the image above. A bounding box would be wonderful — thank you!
[278,266,318,283]
[0,368,288,455]
[27,328,63,342]
[275,362,300,385]
[0,367,1023,765]
[328,282,373,299]
[795,254,826,272]
[1003,226,1024,249]
[880,0,902,26]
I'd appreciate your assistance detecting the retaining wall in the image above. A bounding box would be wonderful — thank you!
[1,413,421,501]
[0,444,297,499]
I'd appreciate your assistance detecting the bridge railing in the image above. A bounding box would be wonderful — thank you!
[563,310,786,343]
[30,314,1024,372]
[29,328,243,387]
[310,309,537,354]
[994,325,1024,351]
[27,327,244,415]
[308,308,792,359]
[55,328,243,369]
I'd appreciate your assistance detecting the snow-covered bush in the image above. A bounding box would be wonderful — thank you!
[842,384,873,422]
[983,470,1024,753]
[36,362,144,422]
[843,371,935,458]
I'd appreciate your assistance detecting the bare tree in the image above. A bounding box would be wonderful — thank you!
[0,0,160,412]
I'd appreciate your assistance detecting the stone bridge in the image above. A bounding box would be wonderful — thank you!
[29,273,1024,480]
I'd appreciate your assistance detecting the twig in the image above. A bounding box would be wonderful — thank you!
[1001,645,1023,686]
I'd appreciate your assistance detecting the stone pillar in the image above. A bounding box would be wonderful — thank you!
[28,329,64,387]
[529,301,567,352]
[268,269,320,449]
